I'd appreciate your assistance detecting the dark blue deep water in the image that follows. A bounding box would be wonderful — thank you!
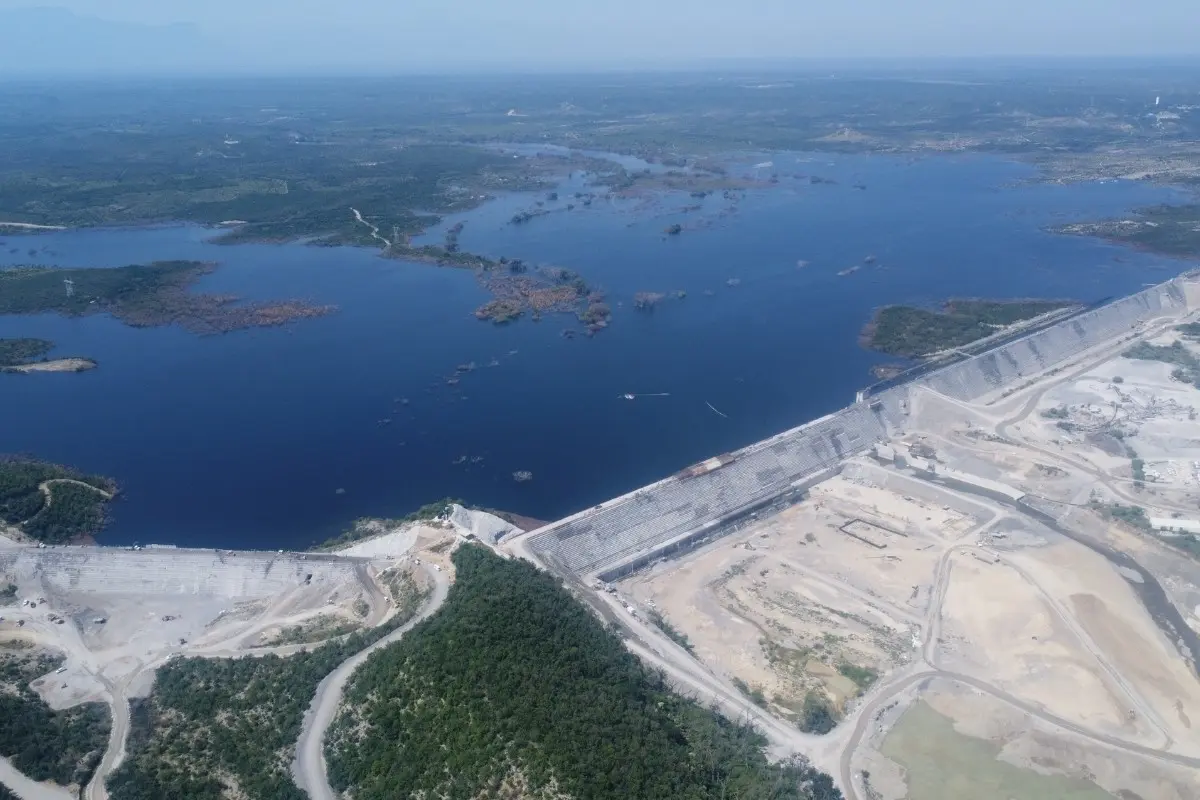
[0,153,1191,549]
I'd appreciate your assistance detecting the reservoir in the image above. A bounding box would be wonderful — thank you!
[0,152,1189,549]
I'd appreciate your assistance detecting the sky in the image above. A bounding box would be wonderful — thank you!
[1,1,1198,74]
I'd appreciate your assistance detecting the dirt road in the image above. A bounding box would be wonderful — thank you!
[18,479,115,526]
[292,564,449,800]
[0,756,74,800]
[84,685,130,800]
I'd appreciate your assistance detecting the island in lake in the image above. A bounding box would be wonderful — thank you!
[0,338,96,374]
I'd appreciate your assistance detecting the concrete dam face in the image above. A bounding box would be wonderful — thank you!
[920,279,1190,402]
[529,273,1200,577]
[0,547,364,599]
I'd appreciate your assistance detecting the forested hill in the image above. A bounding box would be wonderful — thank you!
[327,544,842,800]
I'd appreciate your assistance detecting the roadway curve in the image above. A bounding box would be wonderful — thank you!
[292,564,449,800]
[18,479,115,527]
[72,557,420,800]
[836,502,1197,800]
[0,756,74,800]
[838,667,1200,800]
[84,683,130,800]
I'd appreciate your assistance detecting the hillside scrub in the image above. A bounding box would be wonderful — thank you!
[0,646,110,790]
[0,337,54,367]
[0,457,117,543]
[327,545,842,800]
[106,572,427,800]
[863,299,1071,358]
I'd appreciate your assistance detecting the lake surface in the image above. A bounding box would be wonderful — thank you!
[0,152,1190,549]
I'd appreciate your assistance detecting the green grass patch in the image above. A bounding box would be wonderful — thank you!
[882,701,1114,800]
[837,662,879,690]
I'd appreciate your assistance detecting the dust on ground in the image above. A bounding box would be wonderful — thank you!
[619,470,984,723]
[862,680,1200,800]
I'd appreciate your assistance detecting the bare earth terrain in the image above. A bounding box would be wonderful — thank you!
[507,276,1200,800]
[5,358,97,373]
[0,516,467,800]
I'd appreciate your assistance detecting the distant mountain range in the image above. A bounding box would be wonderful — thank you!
[0,7,226,76]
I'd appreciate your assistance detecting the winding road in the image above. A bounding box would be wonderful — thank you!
[350,207,392,249]
[0,757,74,800]
[0,552,427,800]
[17,480,115,527]
[292,564,450,800]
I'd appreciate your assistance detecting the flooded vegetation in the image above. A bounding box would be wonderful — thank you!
[0,261,333,334]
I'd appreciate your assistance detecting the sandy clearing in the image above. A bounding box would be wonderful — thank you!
[919,681,1200,800]
[937,549,1154,744]
[1008,541,1200,754]
[0,222,65,230]
[619,480,962,719]
[5,359,97,374]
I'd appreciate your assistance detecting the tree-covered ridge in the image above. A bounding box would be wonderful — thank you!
[0,457,117,543]
[328,545,841,800]
[0,646,110,790]
[106,571,427,800]
[863,299,1072,358]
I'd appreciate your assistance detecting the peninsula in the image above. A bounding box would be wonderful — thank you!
[0,261,333,334]
[0,457,118,544]
[1053,204,1200,259]
[861,299,1074,358]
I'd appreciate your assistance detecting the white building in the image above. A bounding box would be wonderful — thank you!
[1149,518,1200,535]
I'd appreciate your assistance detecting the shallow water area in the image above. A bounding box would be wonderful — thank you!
[0,152,1190,549]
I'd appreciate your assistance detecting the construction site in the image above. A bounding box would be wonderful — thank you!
[5,272,1200,800]
[512,270,1200,800]
[0,515,473,800]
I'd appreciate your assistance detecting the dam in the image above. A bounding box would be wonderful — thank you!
[525,271,1200,578]
[0,546,367,598]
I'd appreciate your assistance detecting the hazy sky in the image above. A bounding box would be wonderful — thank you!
[2,1,1199,73]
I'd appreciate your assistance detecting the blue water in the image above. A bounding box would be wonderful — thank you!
[0,153,1190,549]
